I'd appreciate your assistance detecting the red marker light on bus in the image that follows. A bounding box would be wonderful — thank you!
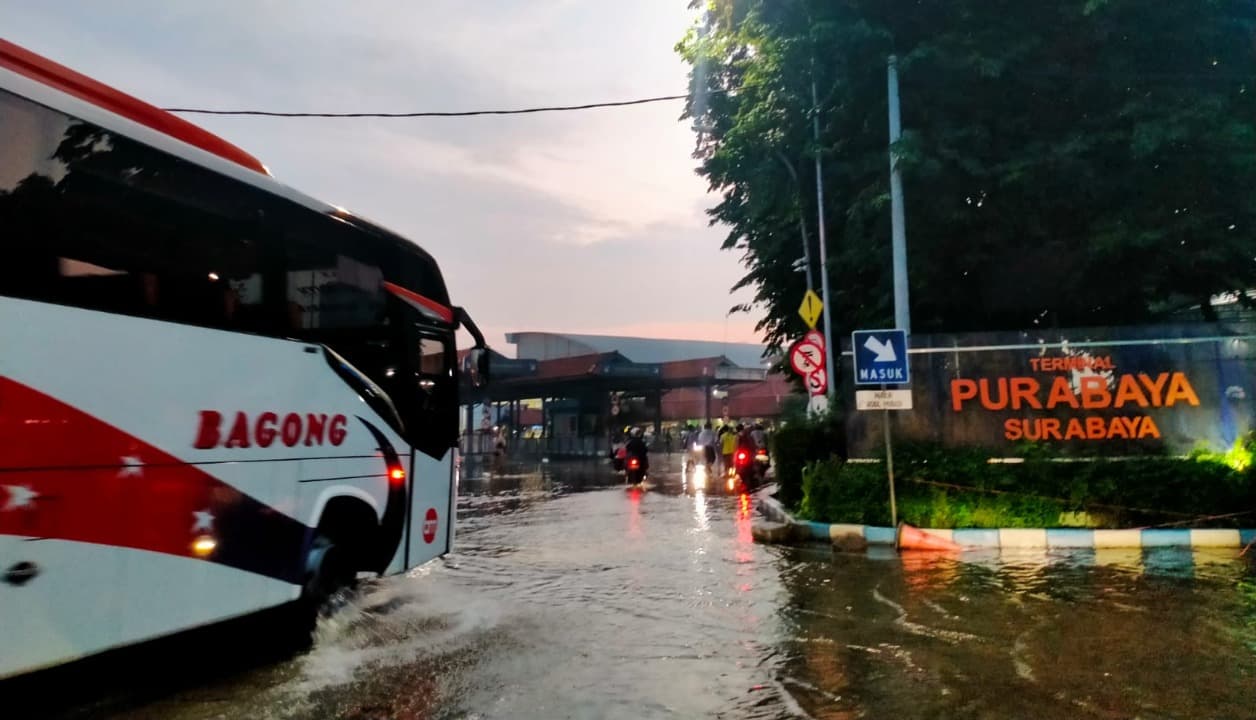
[389,467,405,482]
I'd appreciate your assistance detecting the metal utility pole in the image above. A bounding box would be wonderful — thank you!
[811,79,836,401]
[882,56,912,527]
[884,407,898,525]
[775,152,815,294]
[887,55,910,335]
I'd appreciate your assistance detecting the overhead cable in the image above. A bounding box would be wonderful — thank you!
[162,93,699,118]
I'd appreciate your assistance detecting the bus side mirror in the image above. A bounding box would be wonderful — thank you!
[453,307,489,388]
[465,348,490,387]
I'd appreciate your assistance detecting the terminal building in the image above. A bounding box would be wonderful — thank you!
[460,331,794,456]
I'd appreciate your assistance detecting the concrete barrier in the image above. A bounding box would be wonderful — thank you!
[752,490,1256,550]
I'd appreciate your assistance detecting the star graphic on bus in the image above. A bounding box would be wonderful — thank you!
[192,510,215,532]
[3,485,38,511]
[118,455,144,477]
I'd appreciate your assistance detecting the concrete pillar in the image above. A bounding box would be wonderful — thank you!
[512,400,520,452]
[704,381,712,425]
[604,391,614,456]
[652,389,663,439]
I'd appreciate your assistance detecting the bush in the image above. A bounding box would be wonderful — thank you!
[795,442,1256,528]
[798,459,888,525]
[771,411,845,507]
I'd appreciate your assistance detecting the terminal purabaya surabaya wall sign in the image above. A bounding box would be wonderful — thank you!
[952,353,1199,442]
[840,327,1254,458]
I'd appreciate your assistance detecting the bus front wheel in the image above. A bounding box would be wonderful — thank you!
[304,535,355,604]
[282,535,355,648]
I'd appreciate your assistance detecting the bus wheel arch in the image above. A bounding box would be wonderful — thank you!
[307,496,380,599]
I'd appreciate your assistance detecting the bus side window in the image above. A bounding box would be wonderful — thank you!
[419,336,446,377]
[275,214,422,439]
[0,88,267,332]
[279,214,394,335]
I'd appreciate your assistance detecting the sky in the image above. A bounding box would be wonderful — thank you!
[3,1,761,352]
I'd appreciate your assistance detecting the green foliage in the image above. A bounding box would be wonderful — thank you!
[770,410,844,507]
[897,489,1065,530]
[1189,434,1256,472]
[796,443,1256,528]
[1238,577,1256,655]
[799,459,888,525]
[678,1,1256,362]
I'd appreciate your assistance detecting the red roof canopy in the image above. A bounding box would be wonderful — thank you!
[530,352,619,380]
[658,356,728,381]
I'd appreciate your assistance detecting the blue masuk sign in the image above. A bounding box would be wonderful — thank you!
[852,329,910,386]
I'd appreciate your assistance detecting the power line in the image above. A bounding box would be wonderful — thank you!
[159,65,1249,119]
[162,93,697,118]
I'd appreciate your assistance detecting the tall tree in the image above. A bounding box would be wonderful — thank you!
[678,0,1256,366]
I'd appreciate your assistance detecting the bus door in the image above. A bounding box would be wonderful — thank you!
[404,325,457,568]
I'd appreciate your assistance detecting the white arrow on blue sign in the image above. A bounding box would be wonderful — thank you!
[851,329,910,386]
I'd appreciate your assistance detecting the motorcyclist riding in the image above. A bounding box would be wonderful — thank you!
[624,426,650,480]
[751,423,767,451]
[735,423,759,485]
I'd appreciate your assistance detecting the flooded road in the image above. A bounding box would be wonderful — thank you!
[26,457,1256,719]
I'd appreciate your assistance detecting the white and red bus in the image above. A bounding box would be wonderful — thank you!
[0,39,487,679]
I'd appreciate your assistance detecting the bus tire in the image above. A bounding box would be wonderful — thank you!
[280,535,354,649]
[304,535,355,607]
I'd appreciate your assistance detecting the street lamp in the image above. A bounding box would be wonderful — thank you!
[775,152,816,295]
[810,78,836,402]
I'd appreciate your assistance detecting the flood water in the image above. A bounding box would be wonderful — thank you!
[23,457,1256,719]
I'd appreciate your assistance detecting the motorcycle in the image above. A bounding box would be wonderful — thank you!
[625,452,647,485]
[755,446,770,476]
[685,441,709,472]
[732,447,760,488]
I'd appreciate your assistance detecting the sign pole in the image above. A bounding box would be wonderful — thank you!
[885,57,909,528]
[883,403,897,527]
[852,330,910,527]
[812,78,836,402]
[796,299,829,414]
[887,55,911,336]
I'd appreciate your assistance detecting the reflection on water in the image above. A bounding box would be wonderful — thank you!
[777,542,1256,719]
[692,488,710,531]
[29,456,1256,720]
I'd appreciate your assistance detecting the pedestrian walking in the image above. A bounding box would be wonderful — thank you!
[720,424,737,474]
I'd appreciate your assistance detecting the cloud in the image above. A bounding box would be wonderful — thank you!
[4,0,760,348]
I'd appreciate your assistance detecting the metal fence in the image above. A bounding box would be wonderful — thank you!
[460,433,612,459]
